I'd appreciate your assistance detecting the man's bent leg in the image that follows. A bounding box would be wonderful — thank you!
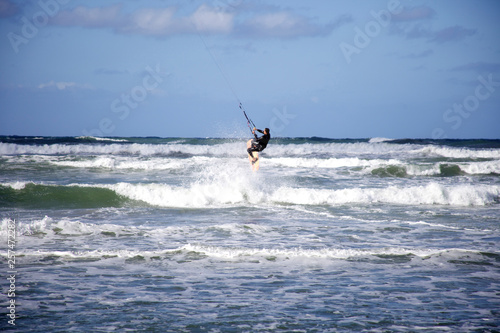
[247,140,256,158]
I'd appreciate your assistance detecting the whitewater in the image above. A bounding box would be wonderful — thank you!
[1,136,499,332]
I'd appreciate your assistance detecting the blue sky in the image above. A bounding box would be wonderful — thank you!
[0,0,499,138]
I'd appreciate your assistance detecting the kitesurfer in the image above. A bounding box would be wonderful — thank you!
[247,128,270,163]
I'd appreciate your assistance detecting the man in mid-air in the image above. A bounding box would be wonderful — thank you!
[247,127,270,164]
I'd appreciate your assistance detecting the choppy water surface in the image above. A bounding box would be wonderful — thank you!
[1,136,499,332]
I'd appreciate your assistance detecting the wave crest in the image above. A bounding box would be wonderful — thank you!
[3,181,497,209]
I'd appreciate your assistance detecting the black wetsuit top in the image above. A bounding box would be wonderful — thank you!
[253,129,270,150]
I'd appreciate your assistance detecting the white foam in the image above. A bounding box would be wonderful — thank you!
[0,142,244,157]
[0,218,16,236]
[13,249,157,260]
[267,142,413,158]
[268,157,403,169]
[2,216,143,240]
[76,136,128,142]
[20,216,53,235]
[405,164,442,176]
[270,183,500,207]
[12,216,96,236]
[1,181,32,190]
[405,220,461,230]
[152,222,271,238]
[107,176,260,208]
[50,156,192,170]
[50,219,97,235]
[369,137,393,143]
[5,177,499,208]
[10,245,428,261]
[181,244,459,260]
[2,243,487,268]
[13,178,500,208]
[415,146,500,159]
[3,140,499,164]
[460,160,500,175]
[0,216,51,238]
[372,161,500,176]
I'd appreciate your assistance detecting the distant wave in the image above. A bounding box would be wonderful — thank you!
[369,137,394,143]
[0,142,243,157]
[3,140,499,161]
[76,136,129,142]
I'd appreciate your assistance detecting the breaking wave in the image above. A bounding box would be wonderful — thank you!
[2,139,500,160]
[2,181,499,209]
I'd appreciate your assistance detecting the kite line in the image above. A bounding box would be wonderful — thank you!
[195,28,256,135]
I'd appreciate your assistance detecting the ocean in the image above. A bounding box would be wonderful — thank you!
[1,136,499,332]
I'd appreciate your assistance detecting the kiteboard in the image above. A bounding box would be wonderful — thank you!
[248,152,259,171]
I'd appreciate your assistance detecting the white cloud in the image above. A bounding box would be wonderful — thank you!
[124,7,177,35]
[38,81,92,90]
[123,5,233,36]
[49,4,341,39]
[52,4,234,37]
[53,5,123,28]
[190,4,234,33]
[237,11,349,38]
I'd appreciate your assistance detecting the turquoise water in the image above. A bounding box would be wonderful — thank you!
[1,136,499,332]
